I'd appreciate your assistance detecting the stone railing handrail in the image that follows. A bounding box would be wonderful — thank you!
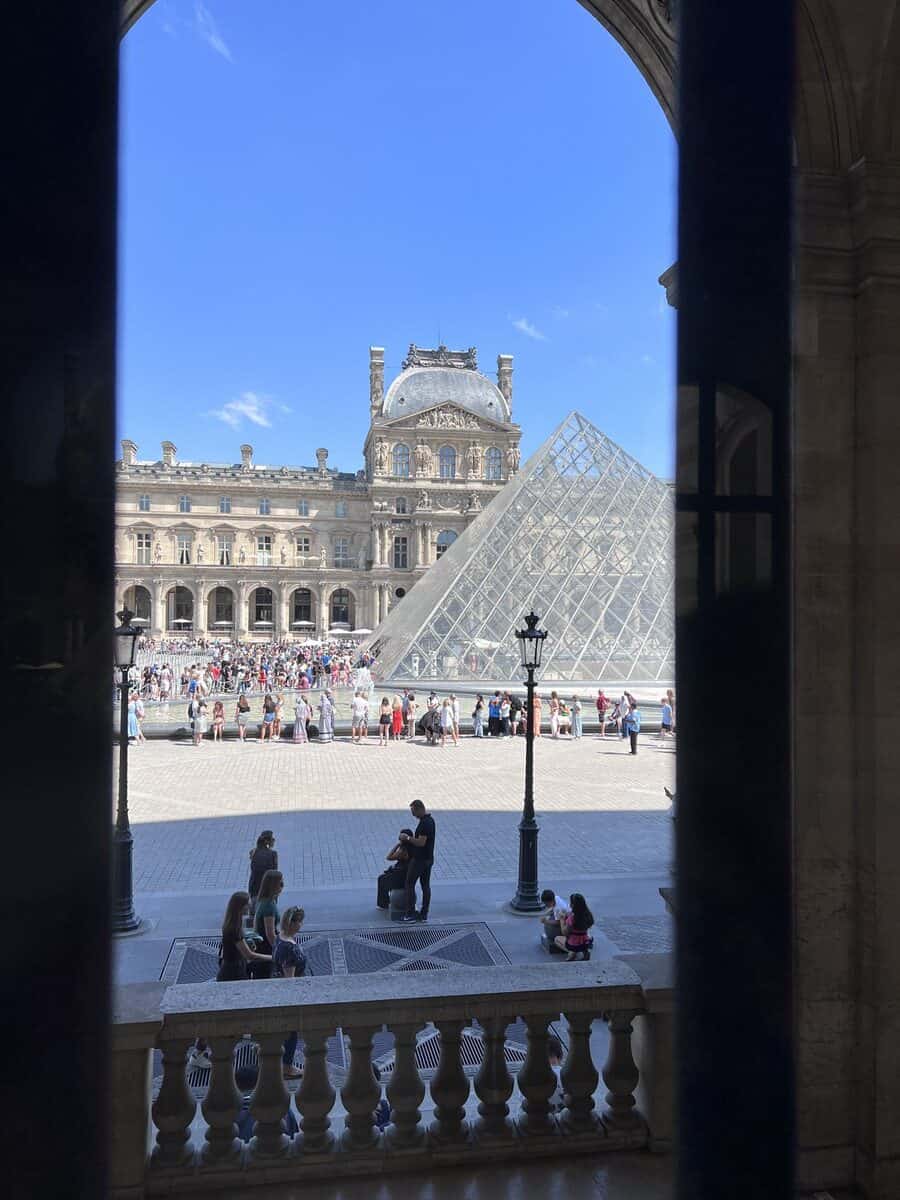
[111,959,674,1198]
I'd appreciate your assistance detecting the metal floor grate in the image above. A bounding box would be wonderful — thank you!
[159,922,509,986]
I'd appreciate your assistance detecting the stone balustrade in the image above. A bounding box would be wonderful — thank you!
[112,959,673,1198]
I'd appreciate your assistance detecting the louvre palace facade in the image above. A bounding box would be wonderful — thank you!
[114,344,522,638]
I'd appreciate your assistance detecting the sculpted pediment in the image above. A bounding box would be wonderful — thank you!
[379,403,506,434]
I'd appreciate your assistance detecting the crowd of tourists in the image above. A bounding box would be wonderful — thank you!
[124,676,676,750]
[129,638,370,700]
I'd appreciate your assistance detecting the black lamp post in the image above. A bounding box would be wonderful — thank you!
[113,607,141,933]
[510,610,548,912]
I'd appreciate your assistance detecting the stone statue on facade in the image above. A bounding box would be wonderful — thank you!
[374,439,388,474]
[466,441,482,478]
[468,492,482,512]
[357,546,367,570]
[414,440,432,477]
[320,545,328,568]
[369,347,384,417]
[280,545,287,565]
[506,444,521,473]
[417,489,432,510]
[196,544,204,563]
[239,547,246,564]
[154,542,162,562]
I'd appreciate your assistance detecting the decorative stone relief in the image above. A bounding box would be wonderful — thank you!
[506,445,521,473]
[402,343,477,371]
[416,406,481,431]
[467,493,482,512]
[417,490,432,510]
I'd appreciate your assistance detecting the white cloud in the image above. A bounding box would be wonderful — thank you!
[194,1,233,62]
[209,392,277,429]
[511,316,547,342]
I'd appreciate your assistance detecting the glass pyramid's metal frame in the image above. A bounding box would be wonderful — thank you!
[363,411,674,684]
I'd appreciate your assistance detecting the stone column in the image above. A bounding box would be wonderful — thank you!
[193,580,208,638]
[151,577,166,639]
[277,584,290,640]
[317,580,329,636]
[235,581,250,640]
[371,582,381,626]
[424,522,434,565]
[381,583,392,619]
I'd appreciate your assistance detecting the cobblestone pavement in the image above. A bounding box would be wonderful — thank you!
[120,733,675,895]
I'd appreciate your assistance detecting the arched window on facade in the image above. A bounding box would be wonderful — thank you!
[485,446,503,480]
[330,588,352,626]
[292,588,312,626]
[392,444,410,478]
[436,529,458,559]
[167,586,193,630]
[252,587,273,627]
[439,446,456,479]
[124,584,151,623]
[395,496,408,514]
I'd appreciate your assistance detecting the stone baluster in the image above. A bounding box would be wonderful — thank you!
[150,1036,197,1168]
[340,1026,381,1150]
[428,1019,470,1143]
[559,1012,600,1134]
[473,1016,514,1139]
[515,1013,559,1136]
[601,1010,641,1131]
[385,1022,425,1148]
[248,1033,291,1159]
[201,1038,242,1165]
[296,1029,336,1153]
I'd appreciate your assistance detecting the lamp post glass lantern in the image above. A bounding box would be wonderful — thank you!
[511,611,548,912]
[113,607,140,933]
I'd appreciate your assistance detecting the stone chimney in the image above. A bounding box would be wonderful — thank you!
[121,438,137,467]
[161,441,177,468]
[240,443,253,469]
[497,354,513,413]
[316,447,329,473]
[369,346,385,417]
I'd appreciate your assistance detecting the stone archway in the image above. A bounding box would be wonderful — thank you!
[207,585,235,634]
[165,584,194,632]
[123,583,151,625]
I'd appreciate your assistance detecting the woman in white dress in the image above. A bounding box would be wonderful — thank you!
[318,690,335,743]
[293,695,310,743]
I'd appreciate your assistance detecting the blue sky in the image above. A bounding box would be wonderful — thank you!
[118,0,676,476]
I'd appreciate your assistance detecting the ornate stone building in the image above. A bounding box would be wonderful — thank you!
[114,344,521,639]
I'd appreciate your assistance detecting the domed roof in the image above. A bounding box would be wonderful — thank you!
[383,366,510,423]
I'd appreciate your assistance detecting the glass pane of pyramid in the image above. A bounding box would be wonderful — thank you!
[362,411,674,684]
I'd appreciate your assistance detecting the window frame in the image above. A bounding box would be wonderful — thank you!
[393,535,409,569]
[297,498,310,517]
[178,494,191,514]
[439,445,456,480]
[395,496,408,514]
[258,497,271,516]
[176,532,192,565]
[218,495,231,514]
[485,446,503,481]
[138,493,151,512]
[392,443,411,478]
[333,536,352,569]
[135,531,152,565]
[256,534,273,567]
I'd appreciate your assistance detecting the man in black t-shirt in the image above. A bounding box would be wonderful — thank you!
[401,799,436,922]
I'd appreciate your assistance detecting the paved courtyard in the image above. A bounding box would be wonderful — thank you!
[120,732,675,895]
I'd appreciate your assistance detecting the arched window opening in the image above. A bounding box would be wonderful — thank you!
[292,588,313,626]
[439,446,456,479]
[252,587,273,627]
[395,496,408,514]
[392,444,410,478]
[436,529,458,559]
[330,588,352,626]
[485,446,503,480]
[167,586,193,631]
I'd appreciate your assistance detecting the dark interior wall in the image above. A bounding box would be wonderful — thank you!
[2,5,120,1197]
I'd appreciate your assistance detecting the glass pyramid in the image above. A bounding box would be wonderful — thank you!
[364,411,674,684]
